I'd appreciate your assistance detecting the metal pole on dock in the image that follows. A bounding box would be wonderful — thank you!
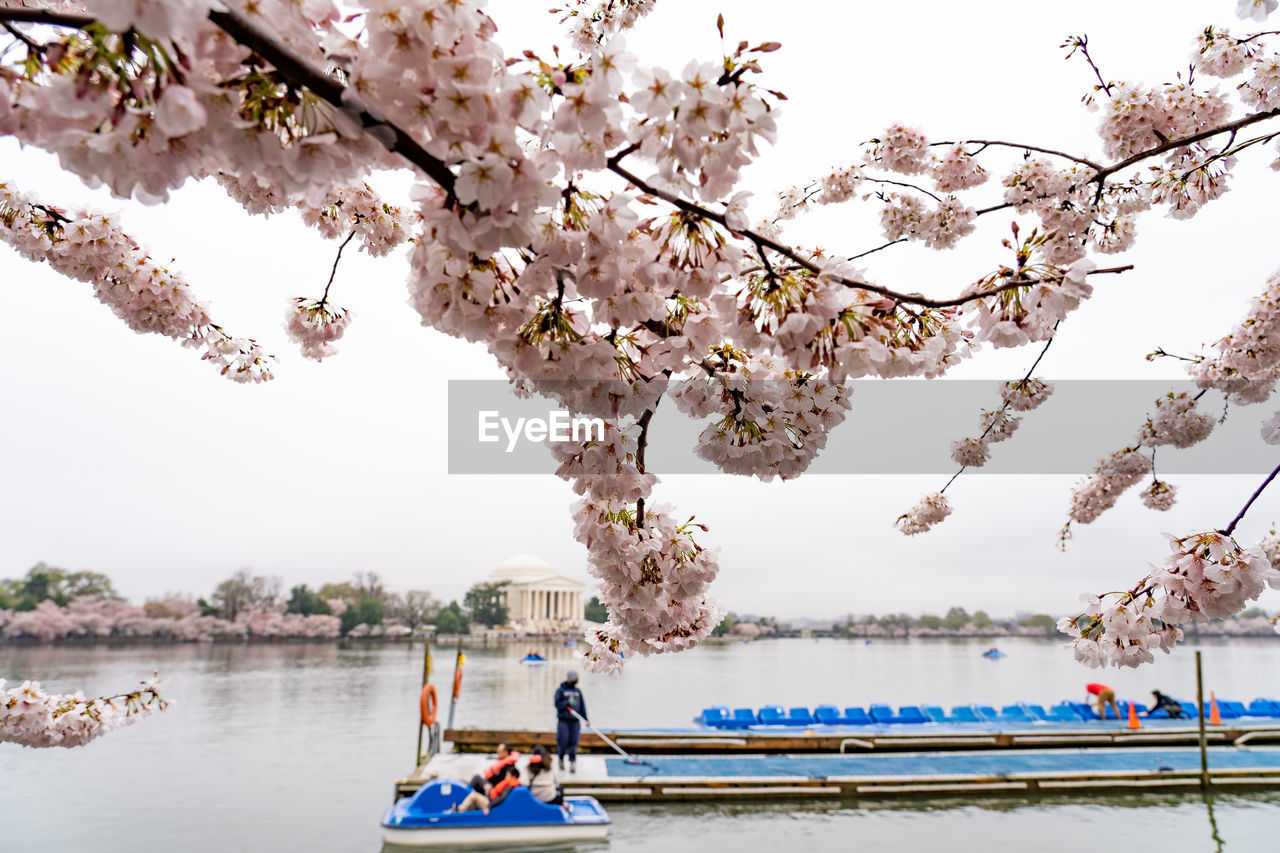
[415,639,433,766]
[446,638,465,731]
[1196,649,1209,790]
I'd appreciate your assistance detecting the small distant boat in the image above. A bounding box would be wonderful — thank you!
[519,653,547,664]
[381,779,609,846]
[982,648,1006,659]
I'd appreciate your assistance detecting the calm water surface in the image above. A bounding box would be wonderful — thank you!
[3,637,1279,851]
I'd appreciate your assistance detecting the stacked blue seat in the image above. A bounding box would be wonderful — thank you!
[1023,704,1050,721]
[842,707,872,725]
[814,704,842,725]
[786,707,815,726]
[869,704,928,724]
[1247,698,1280,716]
[1045,703,1083,722]
[731,707,758,727]
[997,704,1034,723]
[1218,700,1246,719]
[1180,702,1200,719]
[701,706,731,727]
[922,705,949,723]
[757,705,787,725]
[972,705,999,722]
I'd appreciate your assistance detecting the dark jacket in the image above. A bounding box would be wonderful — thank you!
[554,682,587,723]
[1150,690,1184,717]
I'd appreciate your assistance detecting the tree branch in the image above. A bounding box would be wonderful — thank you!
[930,138,1103,171]
[1221,460,1280,536]
[0,6,459,194]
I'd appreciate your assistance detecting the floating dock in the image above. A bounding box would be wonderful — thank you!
[398,745,1280,802]
[443,721,1280,755]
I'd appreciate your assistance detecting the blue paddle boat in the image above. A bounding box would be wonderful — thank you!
[981,647,1006,659]
[519,653,547,664]
[382,779,610,846]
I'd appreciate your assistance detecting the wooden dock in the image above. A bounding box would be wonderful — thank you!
[443,722,1280,755]
[397,746,1280,803]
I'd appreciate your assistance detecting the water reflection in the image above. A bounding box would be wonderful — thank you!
[4,638,1280,852]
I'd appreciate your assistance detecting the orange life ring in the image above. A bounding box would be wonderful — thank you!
[453,665,463,699]
[420,683,438,726]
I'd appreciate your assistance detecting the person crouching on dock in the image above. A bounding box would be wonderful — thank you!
[1086,682,1121,719]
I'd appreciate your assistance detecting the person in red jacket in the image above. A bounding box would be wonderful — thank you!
[1086,682,1121,719]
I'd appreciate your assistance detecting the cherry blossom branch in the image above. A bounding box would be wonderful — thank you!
[319,230,356,307]
[610,157,1131,307]
[1222,460,1280,536]
[1063,34,1114,97]
[634,406,655,528]
[930,139,1104,171]
[1092,107,1280,183]
[939,331,1057,494]
[0,6,459,194]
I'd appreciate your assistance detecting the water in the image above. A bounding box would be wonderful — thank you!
[2,637,1279,851]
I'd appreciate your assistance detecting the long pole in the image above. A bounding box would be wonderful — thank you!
[446,638,465,731]
[415,638,432,767]
[1196,649,1209,790]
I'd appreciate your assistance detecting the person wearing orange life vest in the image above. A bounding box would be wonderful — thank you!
[457,743,521,814]
[1086,682,1121,719]
[486,764,523,807]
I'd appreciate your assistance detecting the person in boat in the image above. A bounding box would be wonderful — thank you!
[526,745,563,805]
[1146,689,1185,718]
[554,669,588,773]
[458,742,521,812]
[486,764,524,808]
[1085,682,1121,719]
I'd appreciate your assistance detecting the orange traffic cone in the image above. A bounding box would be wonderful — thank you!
[1127,700,1142,729]
[1209,692,1222,726]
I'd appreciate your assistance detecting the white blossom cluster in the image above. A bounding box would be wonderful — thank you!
[285,298,352,361]
[670,354,851,481]
[877,193,976,250]
[550,422,722,674]
[1,674,168,748]
[966,258,1096,348]
[217,176,412,257]
[1060,531,1280,668]
[1137,392,1216,448]
[555,0,657,52]
[0,181,272,381]
[1194,270,1280,404]
[895,492,952,536]
[1068,447,1151,525]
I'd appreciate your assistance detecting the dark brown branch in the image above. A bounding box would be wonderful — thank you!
[931,138,1103,171]
[1221,460,1280,536]
[634,406,655,529]
[318,229,356,306]
[1092,108,1280,183]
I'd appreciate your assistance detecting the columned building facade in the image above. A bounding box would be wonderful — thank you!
[489,555,587,632]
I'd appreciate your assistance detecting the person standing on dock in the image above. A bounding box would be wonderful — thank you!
[1086,682,1121,719]
[554,670,588,773]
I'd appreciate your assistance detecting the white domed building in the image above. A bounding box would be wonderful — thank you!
[488,555,588,633]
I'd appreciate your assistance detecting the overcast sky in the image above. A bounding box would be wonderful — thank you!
[2,0,1278,620]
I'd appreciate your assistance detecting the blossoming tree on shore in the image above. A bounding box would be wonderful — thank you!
[4,0,1280,744]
